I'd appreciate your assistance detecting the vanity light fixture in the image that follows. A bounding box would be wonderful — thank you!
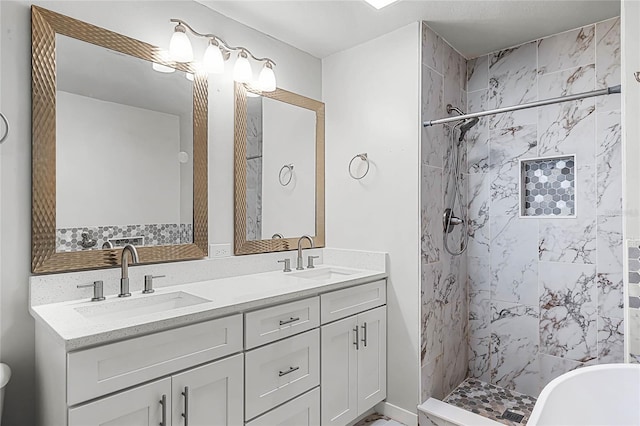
[169,23,193,62]
[167,19,277,91]
[364,0,400,9]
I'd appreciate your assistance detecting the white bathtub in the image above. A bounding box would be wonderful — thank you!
[528,364,640,426]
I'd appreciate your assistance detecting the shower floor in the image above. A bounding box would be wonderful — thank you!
[443,378,537,425]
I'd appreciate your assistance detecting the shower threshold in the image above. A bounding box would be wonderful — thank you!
[418,378,537,426]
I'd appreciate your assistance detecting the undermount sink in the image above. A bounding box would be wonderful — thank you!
[74,291,210,321]
[289,267,357,281]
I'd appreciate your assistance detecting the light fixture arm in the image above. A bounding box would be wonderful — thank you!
[170,19,276,66]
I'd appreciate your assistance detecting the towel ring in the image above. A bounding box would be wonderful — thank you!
[349,153,370,180]
[635,72,640,83]
[0,113,8,144]
[279,164,294,186]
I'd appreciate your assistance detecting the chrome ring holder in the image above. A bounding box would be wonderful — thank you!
[0,113,9,144]
[279,164,294,186]
[349,153,370,180]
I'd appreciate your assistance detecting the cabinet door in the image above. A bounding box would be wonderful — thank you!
[171,353,244,426]
[321,315,358,426]
[357,306,387,415]
[68,378,170,426]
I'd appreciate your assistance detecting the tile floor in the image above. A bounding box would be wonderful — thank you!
[443,378,537,425]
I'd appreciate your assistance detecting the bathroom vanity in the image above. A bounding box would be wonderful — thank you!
[31,266,387,426]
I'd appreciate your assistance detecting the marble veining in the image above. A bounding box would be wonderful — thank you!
[537,25,595,75]
[490,301,539,397]
[421,166,443,264]
[467,89,490,174]
[596,110,622,215]
[489,125,538,217]
[597,316,624,363]
[490,215,538,306]
[537,99,595,159]
[467,173,490,257]
[597,272,624,320]
[596,18,621,112]
[422,65,445,168]
[539,263,597,362]
[467,56,489,92]
[488,42,537,130]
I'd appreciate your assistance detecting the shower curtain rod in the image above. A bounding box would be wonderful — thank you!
[423,85,621,127]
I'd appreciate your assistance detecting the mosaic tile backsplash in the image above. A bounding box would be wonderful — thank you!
[521,156,575,217]
[56,223,193,252]
[626,241,640,363]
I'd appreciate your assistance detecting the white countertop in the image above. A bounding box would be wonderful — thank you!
[30,265,387,351]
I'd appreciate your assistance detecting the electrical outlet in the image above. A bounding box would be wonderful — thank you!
[209,243,231,258]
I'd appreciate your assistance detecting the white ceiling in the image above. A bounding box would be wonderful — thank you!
[198,0,620,59]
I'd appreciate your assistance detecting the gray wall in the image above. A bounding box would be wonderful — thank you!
[0,1,321,424]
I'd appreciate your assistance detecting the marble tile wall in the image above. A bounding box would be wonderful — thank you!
[421,22,469,402]
[466,17,623,397]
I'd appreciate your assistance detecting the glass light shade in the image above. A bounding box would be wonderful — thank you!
[169,26,193,62]
[203,42,225,74]
[152,62,175,73]
[258,63,276,92]
[233,52,252,83]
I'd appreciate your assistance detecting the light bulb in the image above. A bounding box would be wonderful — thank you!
[203,40,225,74]
[169,23,193,62]
[258,62,276,92]
[152,62,175,73]
[185,72,194,81]
[233,51,252,83]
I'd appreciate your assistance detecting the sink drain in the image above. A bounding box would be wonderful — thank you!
[502,410,525,423]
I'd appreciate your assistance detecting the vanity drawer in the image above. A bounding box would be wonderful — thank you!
[320,280,386,324]
[245,329,320,420]
[246,387,320,426]
[245,297,319,349]
[67,314,243,405]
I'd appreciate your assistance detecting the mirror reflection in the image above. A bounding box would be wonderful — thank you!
[55,34,194,252]
[245,95,317,241]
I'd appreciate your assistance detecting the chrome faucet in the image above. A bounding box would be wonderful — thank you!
[296,235,314,270]
[119,244,139,297]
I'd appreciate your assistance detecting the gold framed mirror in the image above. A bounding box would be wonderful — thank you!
[234,83,325,255]
[31,6,208,273]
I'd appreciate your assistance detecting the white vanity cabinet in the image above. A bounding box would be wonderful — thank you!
[68,354,243,426]
[35,279,388,426]
[320,281,387,426]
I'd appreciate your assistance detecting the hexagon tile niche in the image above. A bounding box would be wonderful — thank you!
[520,155,575,217]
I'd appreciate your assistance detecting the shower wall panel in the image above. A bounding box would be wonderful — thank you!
[465,17,623,397]
[420,22,469,402]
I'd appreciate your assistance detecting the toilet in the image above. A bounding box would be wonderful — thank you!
[0,364,10,425]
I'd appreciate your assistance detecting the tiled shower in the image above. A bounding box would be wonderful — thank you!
[420,15,624,406]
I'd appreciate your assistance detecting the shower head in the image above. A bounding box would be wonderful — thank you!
[458,117,479,142]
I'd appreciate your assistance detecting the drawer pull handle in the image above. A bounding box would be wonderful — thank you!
[279,316,300,326]
[279,366,300,377]
[361,322,368,347]
[181,386,190,426]
[353,325,359,350]
[159,394,167,426]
